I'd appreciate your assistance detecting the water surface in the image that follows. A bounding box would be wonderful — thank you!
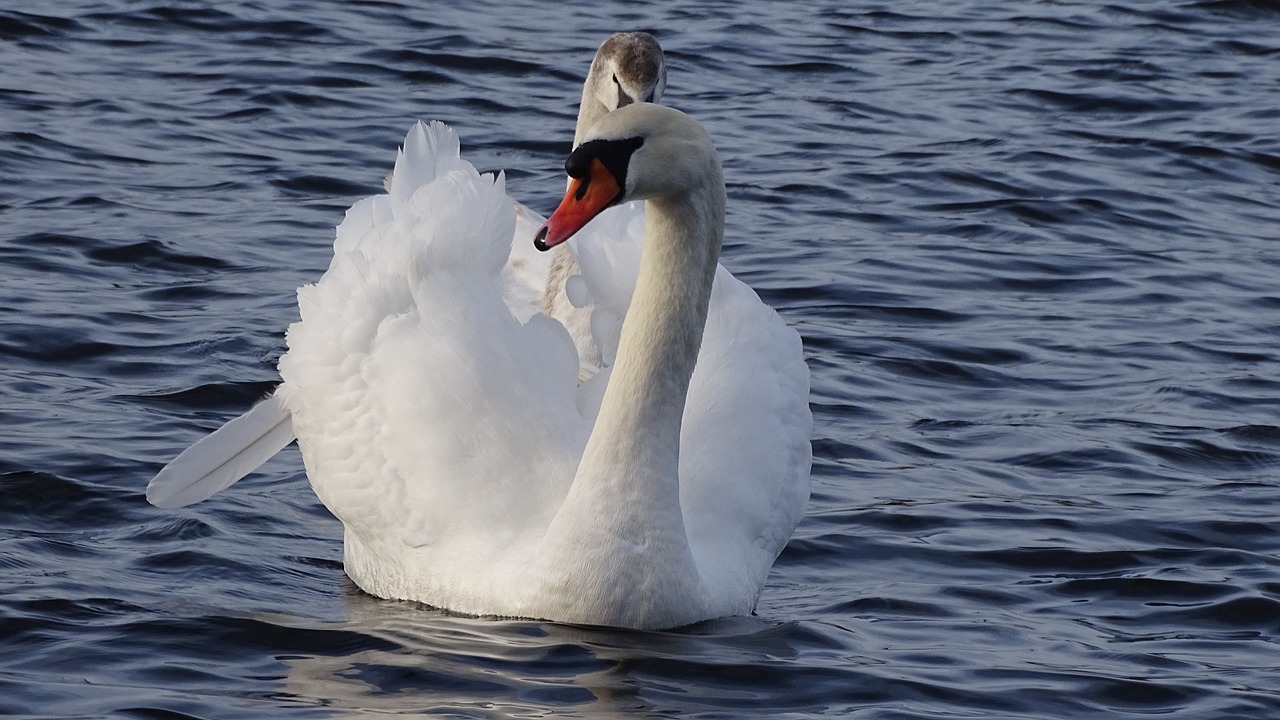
[2,1,1279,718]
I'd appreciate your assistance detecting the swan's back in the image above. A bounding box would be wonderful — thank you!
[682,267,811,599]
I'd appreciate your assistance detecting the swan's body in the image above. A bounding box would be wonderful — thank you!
[271,105,810,628]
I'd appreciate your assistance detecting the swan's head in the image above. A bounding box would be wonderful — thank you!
[535,104,720,251]
[587,32,667,111]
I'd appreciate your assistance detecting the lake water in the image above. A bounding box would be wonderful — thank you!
[3,1,1279,718]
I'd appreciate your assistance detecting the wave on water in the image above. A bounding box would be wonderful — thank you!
[2,1,1279,717]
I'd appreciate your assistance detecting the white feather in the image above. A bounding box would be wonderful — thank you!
[146,126,557,508]
[146,392,295,508]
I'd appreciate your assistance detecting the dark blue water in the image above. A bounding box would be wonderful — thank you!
[3,1,1280,717]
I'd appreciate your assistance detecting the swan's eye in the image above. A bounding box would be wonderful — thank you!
[613,73,635,108]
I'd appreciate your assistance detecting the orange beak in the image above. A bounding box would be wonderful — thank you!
[534,158,623,251]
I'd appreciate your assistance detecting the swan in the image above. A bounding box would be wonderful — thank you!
[275,104,809,629]
[146,33,665,507]
[537,31,666,370]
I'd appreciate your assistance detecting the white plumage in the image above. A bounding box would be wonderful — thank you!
[149,91,809,631]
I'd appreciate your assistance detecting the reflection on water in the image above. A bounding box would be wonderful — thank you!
[276,583,828,717]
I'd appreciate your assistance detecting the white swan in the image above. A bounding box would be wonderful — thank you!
[146,33,665,506]
[277,104,809,629]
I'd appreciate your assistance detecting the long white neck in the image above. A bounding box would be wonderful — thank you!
[541,81,611,322]
[582,181,724,490]
[527,162,725,627]
[574,78,610,149]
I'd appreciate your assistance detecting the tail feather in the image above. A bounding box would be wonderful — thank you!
[147,393,296,508]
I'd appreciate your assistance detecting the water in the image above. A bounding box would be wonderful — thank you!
[3,1,1279,717]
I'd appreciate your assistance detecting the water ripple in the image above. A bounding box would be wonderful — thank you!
[3,0,1280,718]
